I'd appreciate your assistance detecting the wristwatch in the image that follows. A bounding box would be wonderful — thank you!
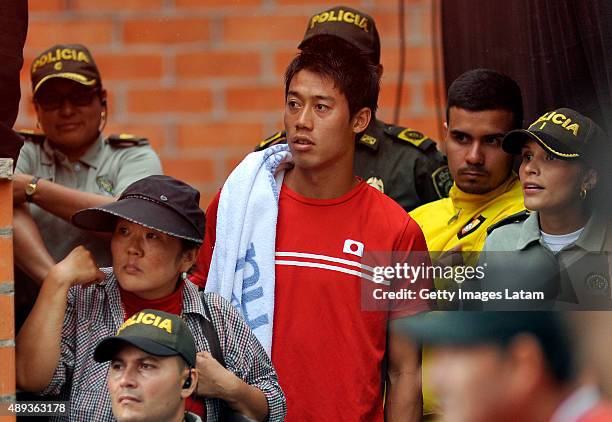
[25,176,41,202]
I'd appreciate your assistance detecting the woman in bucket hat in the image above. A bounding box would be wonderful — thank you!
[16,175,286,421]
[475,108,612,310]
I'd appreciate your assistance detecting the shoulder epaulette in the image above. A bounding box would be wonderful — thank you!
[255,131,286,152]
[384,125,437,151]
[16,129,45,144]
[487,210,530,235]
[106,133,150,148]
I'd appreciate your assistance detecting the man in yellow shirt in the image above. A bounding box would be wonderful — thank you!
[409,69,526,420]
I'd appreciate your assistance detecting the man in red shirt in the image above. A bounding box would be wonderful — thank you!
[193,37,430,421]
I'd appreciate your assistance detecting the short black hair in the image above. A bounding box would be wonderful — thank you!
[447,69,523,129]
[284,36,380,119]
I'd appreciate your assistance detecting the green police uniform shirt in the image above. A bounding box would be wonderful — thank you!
[255,119,451,212]
[480,210,612,310]
[15,134,163,266]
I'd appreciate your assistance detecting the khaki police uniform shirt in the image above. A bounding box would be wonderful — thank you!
[15,135,163,266]
[481,210,612,310]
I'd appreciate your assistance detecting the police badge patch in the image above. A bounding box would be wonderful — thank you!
[96,176,115,196]
[457,215,486,239]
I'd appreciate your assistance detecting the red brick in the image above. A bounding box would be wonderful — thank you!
[29,0,65,12]
[223,16,307,42]
[95,54,164,80]
[162,159,215,184]
[224,153,249,176]
[273,49,299,77]
[379,83,412,110]
[178,123,264,149]
[0,346,15,396]
[176,0,261,7]
[424,78,443,109]
[0,296,14,340]
[176,52,261,79]
[74,0,164,11]
[276,0,361,4]
[380,46,434,74]
[104,123,167,151]
[0,237,13,284]
[27,20,114,49]
[226,87,284,112]
[127,88,213,113]
[123,18,210,44]
[199,190,216,211]
[0,184,12,230]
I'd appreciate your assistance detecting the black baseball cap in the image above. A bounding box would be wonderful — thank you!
[503,107,607,166]
[299,6,381,64]
[31,44,101,95]
[71,175,205,244]
[94,309,197,367]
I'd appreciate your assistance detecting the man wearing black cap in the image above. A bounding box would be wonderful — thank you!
[95,309,202,422]
[255,5,450,212]
[395,312,612,422]
[12,43,162,326]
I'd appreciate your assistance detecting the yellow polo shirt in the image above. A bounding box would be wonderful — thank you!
[409,174,525,418]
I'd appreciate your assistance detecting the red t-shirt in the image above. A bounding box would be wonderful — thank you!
[192,181,430,421]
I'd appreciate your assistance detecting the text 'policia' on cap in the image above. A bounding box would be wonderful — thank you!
[502,107,607,166]
[31,44,101,95]
[299,6,381,64]
[93,309,197,367]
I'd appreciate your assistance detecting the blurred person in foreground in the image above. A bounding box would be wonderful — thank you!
[396,311,612,422]
[16,175,285,421]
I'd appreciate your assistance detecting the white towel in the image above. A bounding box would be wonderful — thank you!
[205,144,292,356]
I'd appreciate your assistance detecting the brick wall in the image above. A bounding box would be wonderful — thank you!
[17,0,444,207]
[0,159,16,422]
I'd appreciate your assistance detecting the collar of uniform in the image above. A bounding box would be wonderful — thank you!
[516,211,542,250]
[516,211,608,252]
[449,173,519,210]
[573,211,609,252]
[78,135,105,169]
[182,278,210,322]
[41,135,103,169]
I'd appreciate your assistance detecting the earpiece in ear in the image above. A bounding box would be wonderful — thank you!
[182,375,192,389]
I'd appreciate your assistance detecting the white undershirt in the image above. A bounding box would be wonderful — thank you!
[540,227,584,253]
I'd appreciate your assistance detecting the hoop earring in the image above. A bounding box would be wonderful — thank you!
[98,109,107,133]
[580,186,588,200]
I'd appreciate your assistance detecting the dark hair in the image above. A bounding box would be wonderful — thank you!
[300,35,379,66]
[284,36,380,119]
[447,69,523,129]
[499,315,575,383]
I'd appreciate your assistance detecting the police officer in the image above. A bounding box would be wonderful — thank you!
[255,5,450,212]
[12,43,162,327]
